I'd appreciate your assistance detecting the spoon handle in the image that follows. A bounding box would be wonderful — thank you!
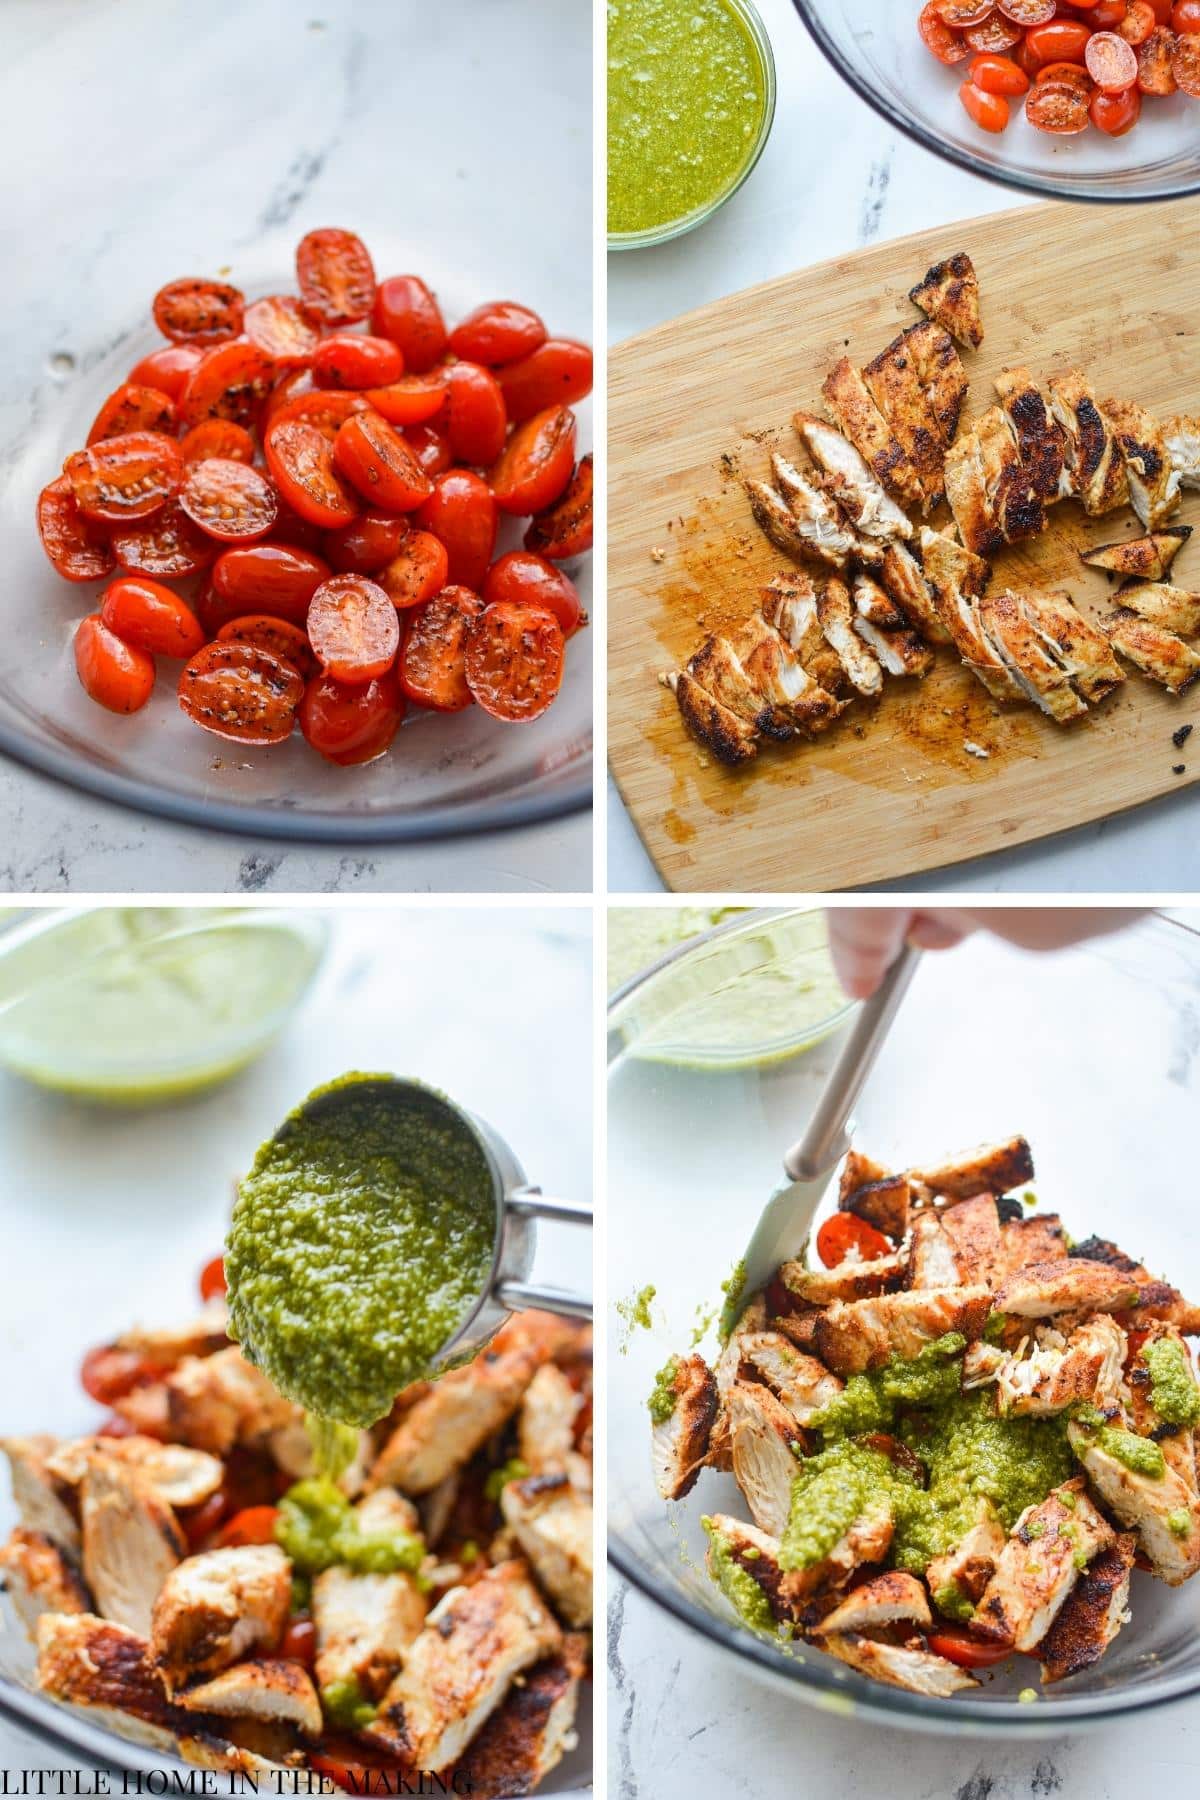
[782,942,921,1183]
[508,1186,593,1226]
[496,1276,593,1320]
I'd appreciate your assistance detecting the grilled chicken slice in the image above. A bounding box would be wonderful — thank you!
[769,454,866,570]
[1124,1321,1200,1492]
[312,1564,428,1700]
[1165,414,1200,488]
[839,1157,912,1241]
[816,1632,978,1696]
[737,1333,845,1426]
[909,251,983,351]
[977,405,1044,544]
[1100,607,1200,696]
[813,1287,991,1377]
[996,1315,1126,1417]
[1114,580,1200,636]
[778,1252,906,1307]
[1049,370,1129,515]
[115,1303,230,1366]
[1000,1214,1068,1275]
[878,542,952,645]
[650,1352,717,1502]
[1018,588,1125,705]
[1105,397,1182,529]
[926,1500,1007,1614]
[994,366,1066,503]
[735,612,846,734]
[369,1560,562,1773]
[174,1661,322,1738]
[46,1437,224,1513]
[762,573,849,693]
[1038,1532,1136,1684]
[978,589,1089,723]
[940,1195,1004,1288]
[1068,1425,1200,1585]
[683,630,794,743]
[904,321,971,448]
[917,526,1020,701]
[851,577,935,678]
[817,577,883,696]
[159,1347,297,1457]
[703,1513,805,1625]
[670,670,758,765]
[793,410,913,541]
[862,328,956,510]
[501,1475,593,1628]
[910,1136,1034,1202]
[80,1455,185,1637]
[820,1571,932,1635]
[1081,526,1191,581]
[822,356,926,510]
[150,1546,290,1692]
[973,1481,1113,1650]
[907,1215,963,1290]
[728,1382,807,1537]
[707,1296,768,1474]
[518,1362,582,1477]
[944,428,1003,558]
[454,1635,588,1798]
[371,1341,541,1494]
[36,1612,188,1753]
[0,1528,90,1638]
[996,1258,1140,1319]
[0,1436,81,1553]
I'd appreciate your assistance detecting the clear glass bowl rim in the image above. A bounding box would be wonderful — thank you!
[607,907,1200,1732]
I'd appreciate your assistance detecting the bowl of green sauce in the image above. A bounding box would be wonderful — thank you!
[607,0,777,250]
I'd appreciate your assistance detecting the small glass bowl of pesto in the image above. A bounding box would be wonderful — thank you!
[607,0,777,250]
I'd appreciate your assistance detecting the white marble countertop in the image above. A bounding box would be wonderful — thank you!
[0,904,592,1781]
[605,0,1200,894]
[0,0,591,895]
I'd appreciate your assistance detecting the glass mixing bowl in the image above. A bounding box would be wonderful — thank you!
[791,1,1200,203]
[609,909,1200,1731]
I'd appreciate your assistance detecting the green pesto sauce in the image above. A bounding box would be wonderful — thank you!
[607,0,767,236]
[932,1580,975,1623]
[616,1284,657,1354]
[484,1457,530,1502]
[1143,1337,1200,1427]
[702,1516,775,1634]
[808,1333,966,1439]
[648,1355,681,1425]
[1097,1426,1166,1478]
[1168,1508,1191,1537]
[320,1675,377,1731]
[225,1074,495,1429]
[275,1478,426,1580]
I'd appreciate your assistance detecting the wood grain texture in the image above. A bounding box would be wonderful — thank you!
[607,199,1200,893]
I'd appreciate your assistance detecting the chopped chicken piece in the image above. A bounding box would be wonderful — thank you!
[944,428,1003,558]
[371,1342,541,1494]
[728,1381,807,1538]
[839,1149,890,1201]
[80,1454,185,1637]
[768,454,866,570]
[37,1611,187,1752]
[684,630,795,742]
[150,1546,290,1692]
[996,1315,1126,1416]
[702,1513,809,1624]
[733,612,832,728]
[161,1347,297,1456]
[518,1363,582,1476]
[0,1528,90,1637]
[909,251,983,351]
[817,576,883,696]
[46,1437,224,1512]
[354,1486,420,1539]
[793,410,913,541]
[813,1287,991,1377]
[669,670,758,766]
[973,1480,1113,1650]
[454,1634,588,1799]
[0,1436,80,1553]
[1124,1322,1199,1492]
[370,1560,562,1773]
[501,1475,592,1629]
[851,577,935,678]
[996,1259,1139,1318]
[821,356,926,510]
[1049,370,1129,515]
[1081,526,1192,581]
[1000,1214,1068,1274]
[918,526,1022,702]
[863,326,961,509]
[778,1252,906,1307]
[939,1195,1004,1288]
[978,589,1089,723]
[707,1296,767,1473]
[994,367,1066,503]
[737,1332,844,1426]
[115,1303,229,1365]
[1068,1425,1200,1585]
[1017,589,1125,705]
[907,1215,963,1290]
[878,542,951,645]
[910,1136,1034,1201]
[962,1342,1006,1387]
[1105,397,1182,529]
[650,1352,717,1502]
[820,1571,932,1635]
[1114,580,1200,636]
[1100,608,1200,695]
[902,321,971,448]
[174,1660,322,1738]
[175,1737,302,1775]
[839,1162,913,1240]
[762,573,847,693]
[1038,1532,1136,1684]
[816,1631,978,1695]
[312,1564,427,1700]
[1165,414,1200,488]
[978,405,1045,544]
[926,1500,1006,1610]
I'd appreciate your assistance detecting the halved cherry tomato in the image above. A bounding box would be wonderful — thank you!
[403,422,454,478]
[416,470,497,589]
[37,477,116,583]
[76,611,153,712]
[277,1617,317,1666]
[180,1488,229,1552]
[439,362,508,466]
[363,372,449,427]
[110,502,216,579]
[243,294,322,367]
[295,228,376,326]
[448,300,548,366]
[180,419,256,466]
[1173,29,1200,90]
[376,531,450,610]
[300,668,405,764]
[1091,79,1144,121]
[964,12,1023,46]
[80,1345,167,1405]
[969,50,1031,88]
[936,0,994,20]
[1174,0,1200,23]
[490,405,576,516]
[496,340,593,423]
[65,431,182,524]
[181,457,278,542]
[524,454,593,560]
[926,1629,1013,1669]
[178,340,274,430]
[371,274,447,372]
[1086,27,1140,84]
[217,1505,280,1548]
[265,419,360,528]
[324,512,408,575]
[465,602,564,723]
[333,412,433,512]
[218,615,317,678]
[153,278,244,345]
[270,389,373,443]
[1024,16,1093,57]
[199,1255,227,1302]
[815,1212,894,1268]
[1119,0,1158,38]
[919,0,971,59]
[399,586,484,711]
[127,343,203,402]
[313,333,404,390]
[1036,59,1096,88]
[999,0,1055,18]
[178,641,304,744]
[483,551,583,637]
[1138,24,1179,88]
[88,383,175,446]
[100,577,205,658]
[960,78,1012,123]
[264,366,316,430]
[307,574,400,681]
[212,544,332,624]
[1026,76,1093,124]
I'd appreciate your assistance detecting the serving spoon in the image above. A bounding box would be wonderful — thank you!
[719,943,921,1338]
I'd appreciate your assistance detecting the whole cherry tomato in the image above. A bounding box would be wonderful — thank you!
[199,1255,228,1302]
[300,668,405,765]
[217,1505,280,1548]
[1091,82,1144,123]
[313,333,405,391]
[277,1617,317,1667]
[371,275,447,372]
[490,406,576,516]
[127,343,203,402]
[439,363,508,466]
[815,1212,894,1267]
[75,615,156,713]
[960,78,1011,125]
[968,51,1030,90]
[448,300,547,366]
[417,470,497,590]
[181,1488,229,1553]
[211,544,332,624]
[496,340,593,423]
[1024,17,1093,58]
[80,1345,166,1405]
[324,512,409,575]
[100,577,206,658]
[403,423,454,478]
[483,551,583,636]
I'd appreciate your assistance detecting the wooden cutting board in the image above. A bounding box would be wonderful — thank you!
[608,199,1200,892]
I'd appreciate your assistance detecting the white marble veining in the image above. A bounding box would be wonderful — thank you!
[0,0,592,894]
[606,0,1199,894]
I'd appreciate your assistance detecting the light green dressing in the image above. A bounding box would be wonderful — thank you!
[1143,1337,1200,1427]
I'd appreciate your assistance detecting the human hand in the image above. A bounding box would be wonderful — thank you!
[826,907,1146,1000]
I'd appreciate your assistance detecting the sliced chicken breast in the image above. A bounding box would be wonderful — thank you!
[973,1481,1113,1651]
[778,1252,907,1307]
[768,454,864,570]
[371,1341,541,1494]
[1069,1426,1200,1585]
[728,1381,807,1537]
[878,542,952,645]
[1105,397,1181,529]
[813,1287,991,1376]
[1165,414,1200,488]
[1114,581,1200,636]
[817,1632,978,1696]
[822,356,926,510]
[1081,526,1191,581]
[817,576,883,696]
[792,409,913,541]
[1101,607,1200,696]
[820,1571,932,1635]
[996,1259,1140,1319]
[1038,1532,1136,1684]
[994,366,1067,503]
[650,1352,718,1502]
[851,577,935,678]
[910,1136,1035,1200]
[150,1546,290,1692]
[977,589,1089,723]
[454,1635,587,1798]
[501,1475,593,1628]
[80,1455,185,1637]
[996,1315,1126,1417]
[1017,588,1125,705]
[174,1660,322,1738]
[737,1332,845,1426]
[0,1528,90,1639]
[1049,370,1129,515]
[669,669,759,765]
[312,1564,428,1700]
[909,251,983,351]
[944,427,1003,558]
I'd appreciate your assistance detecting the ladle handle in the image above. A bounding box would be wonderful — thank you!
[496,1277,592,1320]
[509,1185,593,1226]
[781,942,921,1183]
